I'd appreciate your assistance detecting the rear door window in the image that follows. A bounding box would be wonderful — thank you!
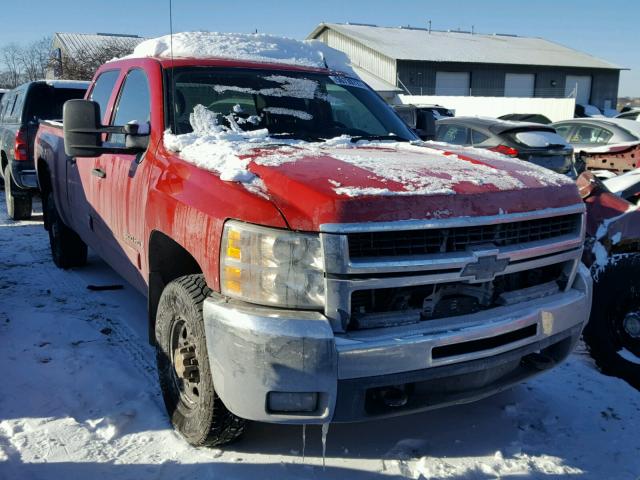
[436,124,470,145]
[89,70,121,121]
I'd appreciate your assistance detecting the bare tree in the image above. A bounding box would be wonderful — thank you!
[1,43,24,88]
[19,36,52,81]
[58,41,134,80]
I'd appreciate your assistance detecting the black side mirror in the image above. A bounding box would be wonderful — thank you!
[63,100,149,157]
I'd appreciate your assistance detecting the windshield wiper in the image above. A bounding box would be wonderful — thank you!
[349,134,409,143]
[270,132,327,142]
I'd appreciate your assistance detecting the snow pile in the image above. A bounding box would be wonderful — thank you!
[126,31,355,74]
[164,104,268,183]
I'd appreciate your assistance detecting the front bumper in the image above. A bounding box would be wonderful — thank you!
[203,264,592,424]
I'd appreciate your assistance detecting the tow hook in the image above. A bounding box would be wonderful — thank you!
[521,352,555,371]
[174,345,200,383]
[380,386,409,408]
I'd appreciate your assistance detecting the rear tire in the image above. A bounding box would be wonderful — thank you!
[584,255,640,389]
[4,164,32,220]
[155,274,245,447]
[45,191,87,269]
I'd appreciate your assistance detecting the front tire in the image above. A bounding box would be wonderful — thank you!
[155,274,245,447]
[4,164,32,220]
[584,255,640,389]
[45,191,87,269]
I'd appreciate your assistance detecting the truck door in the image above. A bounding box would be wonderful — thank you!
[94,67,153,293]
[67,70,120,244]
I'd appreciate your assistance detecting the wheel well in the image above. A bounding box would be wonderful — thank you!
[148,231,203,344]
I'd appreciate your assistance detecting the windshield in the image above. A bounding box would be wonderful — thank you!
[166,67,417,142]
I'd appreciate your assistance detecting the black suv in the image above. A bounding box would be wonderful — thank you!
[0,80,88,219]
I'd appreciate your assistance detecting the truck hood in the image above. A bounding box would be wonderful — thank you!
[247,142,581,231]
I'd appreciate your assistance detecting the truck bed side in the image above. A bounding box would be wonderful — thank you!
[35,121,73,227]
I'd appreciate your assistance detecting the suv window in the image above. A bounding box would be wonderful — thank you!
[89,70,120,121]
[554,124,574,140]
[24,85,88,122]
[110,69,151,145]
[470,129,489,145]
[0,93,11,122]
[570,125,613,144]
[436,124,470,145]
[10,90,25,123]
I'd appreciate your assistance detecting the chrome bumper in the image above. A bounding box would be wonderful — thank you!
[203,264,592,424]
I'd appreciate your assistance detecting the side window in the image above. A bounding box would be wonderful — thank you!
[571,125,613,144]
[89,70,120,121]
[11,91,25,123]
[0,94,10,122]
[435,124,470,145]
[471,129,489,145]
[553,124,574,140]
[110,69,151,145]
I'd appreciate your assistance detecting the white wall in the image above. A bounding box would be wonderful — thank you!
[396,95,576,122]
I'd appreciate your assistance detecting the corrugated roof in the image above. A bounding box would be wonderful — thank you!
[53,33,144,58]
[309,23,623,70]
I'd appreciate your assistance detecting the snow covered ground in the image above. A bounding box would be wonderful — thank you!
[0,191,639,480]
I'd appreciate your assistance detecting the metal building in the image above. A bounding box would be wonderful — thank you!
[48,33,144,79]
[308,23,624,110]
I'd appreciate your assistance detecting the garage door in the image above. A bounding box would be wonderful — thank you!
[565,75,592,104]
[504,73,535,97]
[435,72,470,96]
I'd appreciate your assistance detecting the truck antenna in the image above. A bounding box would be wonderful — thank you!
[169,0,177,133]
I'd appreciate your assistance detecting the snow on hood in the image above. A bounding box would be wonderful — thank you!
[165,104,574,203]
[124,31,356,75]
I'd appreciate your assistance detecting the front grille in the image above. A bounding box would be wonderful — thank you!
[347,214,581,259]
[349,262,567,330]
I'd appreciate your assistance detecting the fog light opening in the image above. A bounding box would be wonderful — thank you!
[267,392,319,413]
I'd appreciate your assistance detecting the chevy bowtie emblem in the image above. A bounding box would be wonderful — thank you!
[461,255,509,281]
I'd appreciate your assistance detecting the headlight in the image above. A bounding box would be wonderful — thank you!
[220,220,325,309]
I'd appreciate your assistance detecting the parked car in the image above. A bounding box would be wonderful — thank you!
[551,118,640,175]
[615,109,640,121]
[0,80,88,219]
[498,113,552,125]
[574,103,605,118]
[392,104,454,140]
[579,171,640,389]
[35,35,591,447]
[435,116,575,174]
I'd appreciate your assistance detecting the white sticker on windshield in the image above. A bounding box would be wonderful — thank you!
[330,76,367,89]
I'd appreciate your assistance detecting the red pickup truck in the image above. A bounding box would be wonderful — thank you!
[34,43,592,447]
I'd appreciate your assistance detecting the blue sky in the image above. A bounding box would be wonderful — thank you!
[2,0,638,96]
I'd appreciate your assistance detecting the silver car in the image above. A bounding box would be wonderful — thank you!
[552,118,640,151]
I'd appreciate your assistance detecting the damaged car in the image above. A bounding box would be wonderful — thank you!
[578,171,640,388]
